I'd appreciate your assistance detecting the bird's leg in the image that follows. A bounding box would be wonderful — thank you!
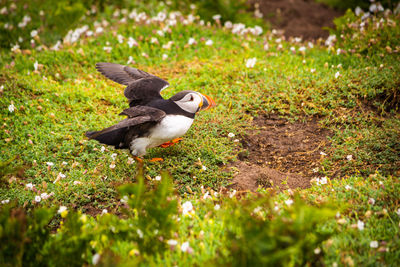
[158,138,183,148]
[149,157,164,162]
[133,156,143,163]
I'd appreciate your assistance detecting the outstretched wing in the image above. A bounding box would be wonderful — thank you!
[86,106,166,147]
[96,62,169,105]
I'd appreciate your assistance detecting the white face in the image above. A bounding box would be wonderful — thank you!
[173,92,203,114]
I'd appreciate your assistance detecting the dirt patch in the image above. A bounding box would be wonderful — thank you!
[229,114,332,191]
[250,0,343,40]
[230,161,309,191]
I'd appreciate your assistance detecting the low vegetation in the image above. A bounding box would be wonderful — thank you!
[1,0,399,265]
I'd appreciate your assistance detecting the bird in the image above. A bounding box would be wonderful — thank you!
[86,62,216,161]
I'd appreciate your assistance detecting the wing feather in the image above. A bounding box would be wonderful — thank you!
[96,62,170,104]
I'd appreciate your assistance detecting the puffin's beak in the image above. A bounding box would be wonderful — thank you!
[199,93,216,111]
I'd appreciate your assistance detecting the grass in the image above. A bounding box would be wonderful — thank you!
[0,1,399,265]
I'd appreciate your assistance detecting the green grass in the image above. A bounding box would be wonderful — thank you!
[0,1,399,266]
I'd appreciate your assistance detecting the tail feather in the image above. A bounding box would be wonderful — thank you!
[85,128,127,148]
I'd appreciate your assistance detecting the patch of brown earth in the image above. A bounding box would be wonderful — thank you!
[230,114,332,191]
[250,0,343,40]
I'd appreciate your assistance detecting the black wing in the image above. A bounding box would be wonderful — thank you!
[96,62,169,105]
[86,106,166,148]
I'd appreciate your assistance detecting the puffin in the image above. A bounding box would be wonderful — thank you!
[86,62,216,160]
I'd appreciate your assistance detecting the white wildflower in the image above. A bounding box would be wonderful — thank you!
[335,72,340,79]
[127,56,135,65]
[103,46,112,53]
[58,206,67,214]
[229,190,236,198]
[308,42,314,48]
[370,241,379,248]
[121,195,128,204]
[253,206,262,213]
[117,34,124,44]
[34,196,41,202]
[156,30,164,37]
[310,68,316,73]
[137,229,143,238]
[314,247,321,254]
[182,201,194,216]
[346,155,353,161]
[246,57,257,68]
[26,183,34,190]
[109,163,116,169]
[320,151,327,156]
[299,46,306,52]
[8,103,15,113]
[1,199,10,204]
[162,54,168,60]
[92,253,100,265]
[205,39,213,46]
[34,61,39,71]
[325,34,336,47]
[355,6,363,16]
[40,193,49,199]
[155,175,162,181]
[127,37,138,48]
[95,26,104,34]
[181,241,192,253]
[202,165,207,171]
[290,46,296,52]
[46,162,54,166]
[51,41,62,51]
[101,209,108,215]
[167,239,178,246]
[228,132,235,138]
[188,38,196,45]
[285,199,293,206]
[0,7,7,15]
[357,220,364,231]
[214,204,220,210]
[59,173,66,179]
[316,176,328,186]
[253,25,263,35]
[224,21,233,28]
[30,30,38,38]
[151,37,158,44]
[345,185,352,190]
[111,153,117,160]
[73,181,82,185]
[370,3,384,13]
[368,198,375,205]
[162,41,174,49]
[212,14,221,21]
[127,157,135,164]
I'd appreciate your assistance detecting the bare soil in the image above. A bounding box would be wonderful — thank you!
[229,114,332,191]
[250,0,343,40]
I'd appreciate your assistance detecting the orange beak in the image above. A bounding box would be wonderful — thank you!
[200,93,217,111]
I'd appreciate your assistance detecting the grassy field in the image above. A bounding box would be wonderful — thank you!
[1,1,399,266]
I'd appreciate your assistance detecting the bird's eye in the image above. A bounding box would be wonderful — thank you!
[189,95,194,101]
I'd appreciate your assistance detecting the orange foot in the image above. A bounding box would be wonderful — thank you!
[133,156,143,163]
[149,158,164,162]
[159,138,183,148]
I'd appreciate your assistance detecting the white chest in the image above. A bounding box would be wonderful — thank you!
[148,115,194,147]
